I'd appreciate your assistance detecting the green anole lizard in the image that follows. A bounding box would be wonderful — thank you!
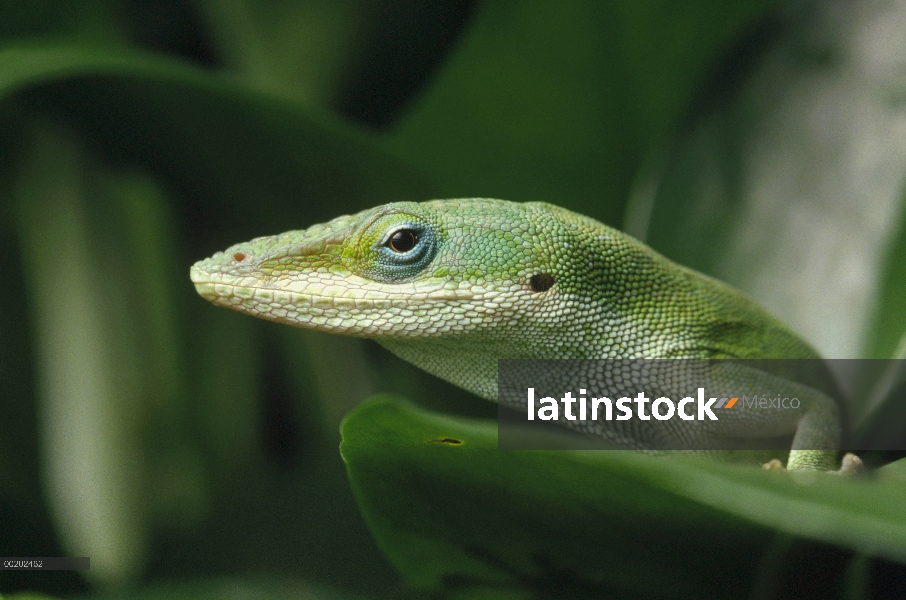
[190,199,861,472]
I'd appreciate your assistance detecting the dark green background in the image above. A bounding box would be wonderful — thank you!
[2,1,906,598]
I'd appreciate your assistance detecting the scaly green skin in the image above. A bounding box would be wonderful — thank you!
[190,199,841,471]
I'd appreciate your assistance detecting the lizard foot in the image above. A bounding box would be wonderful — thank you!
[762,458,784,471]
[835,452,864,475]
[762,453,864,474]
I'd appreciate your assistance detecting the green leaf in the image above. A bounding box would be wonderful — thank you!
[387,0,778,227]
[342,397,906,597]
[2,576,371,600]
[2,42,435,591]
[195,0,375,106]
[15,124,152,583]
[77,576,364,600]
[639,1,906,365]
[0,43,439,230]
[863,209,906,361]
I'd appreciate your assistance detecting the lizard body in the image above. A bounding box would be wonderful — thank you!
[190,199,844,471]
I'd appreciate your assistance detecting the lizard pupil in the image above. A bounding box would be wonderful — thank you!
[386,229,419,253]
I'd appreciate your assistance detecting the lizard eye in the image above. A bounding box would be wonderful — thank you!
[377,223,432,264]
[359,213,439,282]
[386,229,419,253]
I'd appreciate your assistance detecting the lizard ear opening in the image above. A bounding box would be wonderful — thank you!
[530,273,554,292]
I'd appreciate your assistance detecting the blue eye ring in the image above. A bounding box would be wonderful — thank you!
[376,222,433,265]
[358,219,439,282]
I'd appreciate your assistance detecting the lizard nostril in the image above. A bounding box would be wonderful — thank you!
[529,273,554,292]
[232,252,247,262]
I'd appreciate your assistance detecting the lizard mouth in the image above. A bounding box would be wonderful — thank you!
[190,264,475,312]
[190,262,479,302]
[188,276,494,338]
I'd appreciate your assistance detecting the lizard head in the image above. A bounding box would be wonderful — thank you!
[190,198,616,340]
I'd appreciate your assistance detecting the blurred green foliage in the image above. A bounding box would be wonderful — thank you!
[2,1,906,598]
